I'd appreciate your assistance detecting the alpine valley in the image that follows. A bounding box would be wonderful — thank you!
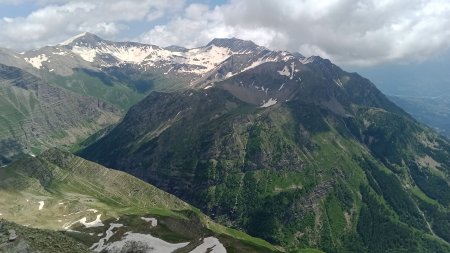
[0,33,450,253]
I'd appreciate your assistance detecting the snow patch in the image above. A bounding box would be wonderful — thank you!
[80,214,104,228]
[300,56,315,64]
[140,217,157,227]
[289,62,295,80]
[277,65,290,77]
[334,78,343,87]
[25,54,48,69]
[63,209,98,217]
[63,214,104,230]
[164,66,173,75]
[204,85,213,90]
[260,98,277,108]
[105,232,189,253]
[38,201,45,210]
[101,45,156,63]
[52,51,68,56]
[90,223,124,252]
[240,53,284,74]
[190,237,227,253]
[72,46,97,62]
[59,32,88,46]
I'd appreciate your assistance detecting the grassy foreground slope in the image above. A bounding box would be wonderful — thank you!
[0,148,280,253]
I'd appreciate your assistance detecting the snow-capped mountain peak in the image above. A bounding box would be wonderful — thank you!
[58,32,105,48]
[206,38,259,52]
[8,33,333,88]
[59,32,90,46]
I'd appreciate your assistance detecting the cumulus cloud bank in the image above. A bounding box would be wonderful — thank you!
[1,0,450,66]
[141,0,450,66]
[0,0,183,49]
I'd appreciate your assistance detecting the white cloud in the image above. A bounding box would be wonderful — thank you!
[139,0,450,66]
[0,0,185,49]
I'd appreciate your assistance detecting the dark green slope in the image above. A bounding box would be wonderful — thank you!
[80,59,450,252]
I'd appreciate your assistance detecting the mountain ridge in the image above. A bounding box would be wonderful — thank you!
[73,34,450,252]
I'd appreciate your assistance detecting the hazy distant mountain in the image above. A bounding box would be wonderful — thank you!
[355,55,450,138]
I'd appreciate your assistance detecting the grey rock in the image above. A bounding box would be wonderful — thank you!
[8,229,17,241]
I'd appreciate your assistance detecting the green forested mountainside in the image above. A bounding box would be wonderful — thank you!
[0,64,121,165]
[0,149,280,253]
[80,66,450,252]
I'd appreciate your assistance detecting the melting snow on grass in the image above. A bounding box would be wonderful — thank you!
[63,209,98,217]
[260,98,277,108]
[105,232,189,253]
[38,201,45,210]
[63,214,104,230]
[190,237,227,253]
[140,217,157,227]
[80,214,104,228]
[91,223,124,252]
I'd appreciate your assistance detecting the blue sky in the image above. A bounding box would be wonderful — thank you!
[0,3,38,17]
[0,0,450,69]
